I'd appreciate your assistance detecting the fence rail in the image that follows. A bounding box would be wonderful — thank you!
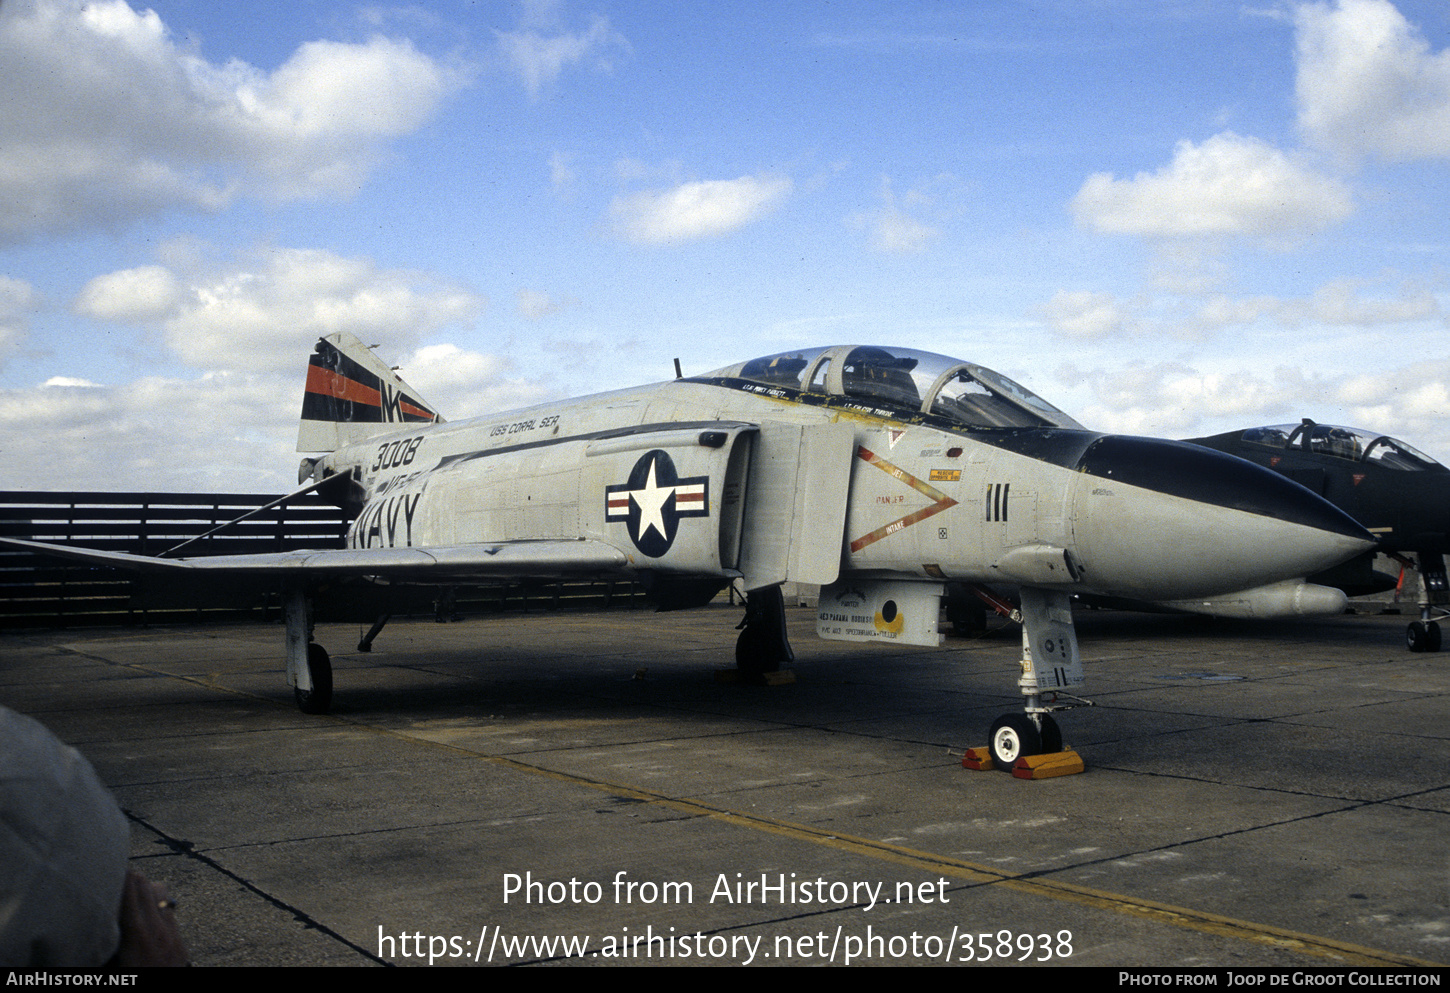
[0,491,645,628]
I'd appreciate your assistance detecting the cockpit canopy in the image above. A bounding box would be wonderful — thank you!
[706,345,1083,430]
[1241,420,1441,471]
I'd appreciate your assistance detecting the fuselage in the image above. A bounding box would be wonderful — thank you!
[316,345,1372,604]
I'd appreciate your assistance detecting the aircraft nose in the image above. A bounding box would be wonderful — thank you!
[1070,435,1375,599]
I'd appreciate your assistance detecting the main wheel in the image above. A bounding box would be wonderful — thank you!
[735,587,789,676]
[295,643,333,714]
[1428,621,1442,652]
[988,714,1042,770]
[735,625,783,675]
[1408,621,1431,653]
[945,598,986,637]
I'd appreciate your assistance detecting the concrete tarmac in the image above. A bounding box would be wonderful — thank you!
[1,603,1446,968]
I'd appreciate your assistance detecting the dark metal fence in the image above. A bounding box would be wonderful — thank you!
[0,491,646,628]
[0,491,348,627]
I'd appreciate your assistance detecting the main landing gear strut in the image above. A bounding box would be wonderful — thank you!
[735,585,794,677]
[285,586,333,714]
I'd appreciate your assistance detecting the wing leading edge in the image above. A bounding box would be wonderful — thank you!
[0,537,627,582]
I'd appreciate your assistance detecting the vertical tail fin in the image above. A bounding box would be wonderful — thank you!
[297,332,443,453]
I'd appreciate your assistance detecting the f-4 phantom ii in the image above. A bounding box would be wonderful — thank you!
[3,336,1374,768]
[1189,419,1450,653]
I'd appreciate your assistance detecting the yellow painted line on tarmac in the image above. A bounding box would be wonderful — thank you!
[83,646,1441,969]
[482,755,1439,968]
[394,731,1439,969]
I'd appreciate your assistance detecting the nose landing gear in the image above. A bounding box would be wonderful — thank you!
[976,587,1088,777]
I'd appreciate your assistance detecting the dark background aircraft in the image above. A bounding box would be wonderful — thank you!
[1188,419,1450,651]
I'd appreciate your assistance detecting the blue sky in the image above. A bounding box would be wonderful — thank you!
[2,0,1449,491]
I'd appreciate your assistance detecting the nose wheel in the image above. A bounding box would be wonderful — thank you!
[1405,551,1447,653]
[979,587,1085,775]
[987,713,1063,768]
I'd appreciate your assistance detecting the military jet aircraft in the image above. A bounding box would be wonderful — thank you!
[1188,419,1450,652]
[2,336,1374,769]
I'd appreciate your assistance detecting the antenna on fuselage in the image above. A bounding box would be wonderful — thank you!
[673,358,683,379]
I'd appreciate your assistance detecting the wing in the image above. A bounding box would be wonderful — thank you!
[0,537,626,582]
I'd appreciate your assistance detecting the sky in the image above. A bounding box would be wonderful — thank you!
[2,0,1449,492]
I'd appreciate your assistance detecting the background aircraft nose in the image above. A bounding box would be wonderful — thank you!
[1070,435,1375,599]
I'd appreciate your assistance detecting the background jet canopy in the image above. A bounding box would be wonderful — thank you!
[1241,423,1441,471]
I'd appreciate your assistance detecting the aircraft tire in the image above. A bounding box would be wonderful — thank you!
[1039,714,1063,754]
[734,628,783,675]
[1408,622,1431,653]
[945,597,986,637]
[988,714,1041,770]
[295,643,334,714]
[1429,622,1443,652]
[734,587,788,676]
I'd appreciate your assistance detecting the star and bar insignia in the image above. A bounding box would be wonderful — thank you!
[605,450,710,557]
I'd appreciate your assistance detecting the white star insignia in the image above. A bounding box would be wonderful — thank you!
[630,456,675,542]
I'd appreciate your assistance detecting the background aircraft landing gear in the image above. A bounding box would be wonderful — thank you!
[1407,619,1442,653]
[1407,552,1448,653]
[735,584,793,676]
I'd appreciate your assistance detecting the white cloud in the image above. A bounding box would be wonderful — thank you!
[401,343,506,389]
[1059,360,1325,436]
[0,275,40,364]
[0,335,555,491]
[1295,0,1450,161]
[75,247,485,373]
[1,242,566,489]
[168,251,483,372]
[0,371,303,491]
[516,288,564,320]
[610,174,793,245]
[872,208,937,254]
[0,0,465,243]
[1040,274,1445,344]
[240,36,464,198]
[398,343,554,419]
[1180,277,1442,334]
[1041,290,1135,339]
[1071,132,1353,237]
[549,151,576,193]
[860,178,939,253]
[496,8,627,99]
[73,266,181,322]
[1305,277,1440,324]
[1055,357,1450,462]
[850,175,963,254]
